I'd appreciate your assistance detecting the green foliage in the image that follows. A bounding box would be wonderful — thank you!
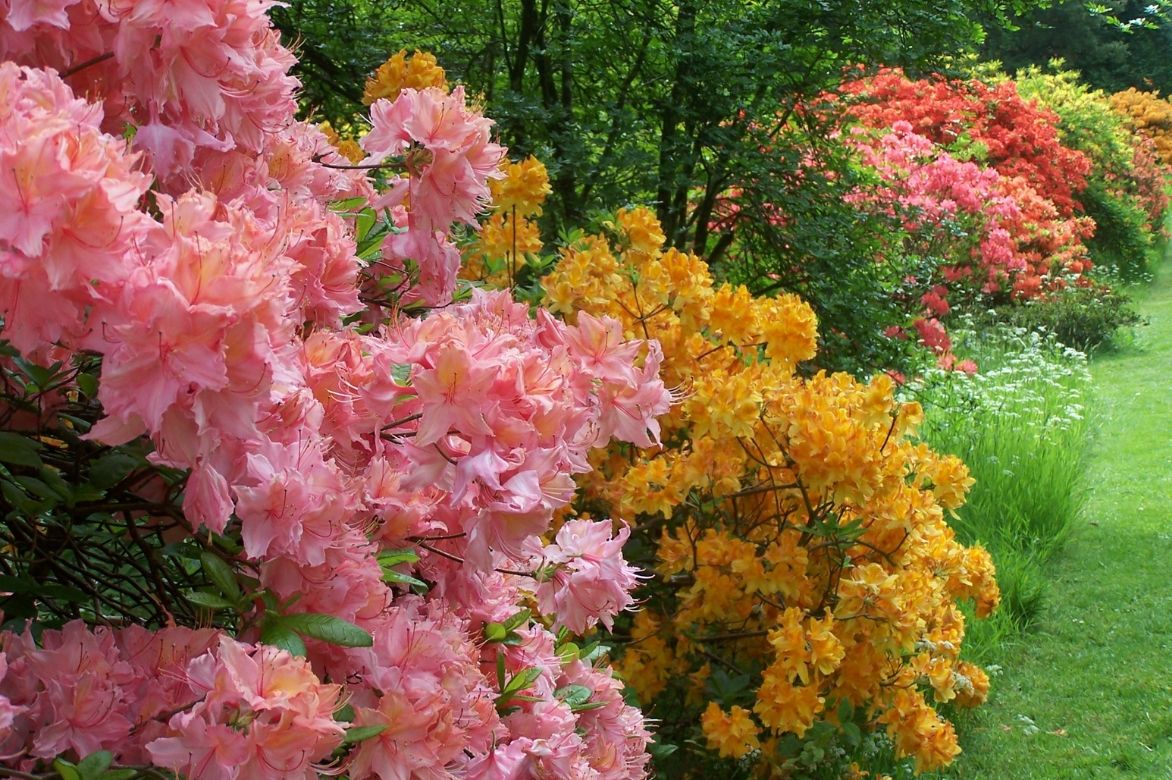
[721,133,934,376]
[992,283,1146,351]
[277,0,1044,240]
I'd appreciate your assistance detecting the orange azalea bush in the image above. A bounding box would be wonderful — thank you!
[1111,87,1172,165]
[362,48,448,104]
[462,156,553,289]
[534,206,1000,776]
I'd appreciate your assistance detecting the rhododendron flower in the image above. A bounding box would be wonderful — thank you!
[147,638,344,780]
[21,622,138,759]
[535,520,642,633]
[0,653,23,733]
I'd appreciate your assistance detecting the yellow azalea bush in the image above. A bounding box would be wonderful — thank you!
[1111,87,1172,165]
[462,156,553,288]
[317,120,365,163]
[534,206,1000,776]
[362,49,448,105]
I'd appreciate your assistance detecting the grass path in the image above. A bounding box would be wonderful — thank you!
[943,254,1172,778]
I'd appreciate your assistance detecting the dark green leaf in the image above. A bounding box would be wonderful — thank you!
[89,452,140,490]
[0,432,42,468]
[184,590,236,610]
[97,763,135,777]
[260,618,308,657]
[200,552,242,602]
[76,372,99,399]
[280,613,373,647]
[97,771,138,780]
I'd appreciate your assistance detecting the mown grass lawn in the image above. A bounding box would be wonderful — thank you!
[941,254,1172,777]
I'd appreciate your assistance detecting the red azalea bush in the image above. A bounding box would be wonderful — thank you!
[837,67,1093,217]
[827,67,1156,361]
[0,3,666,778]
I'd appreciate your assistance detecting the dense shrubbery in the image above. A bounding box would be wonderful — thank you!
[827,66,1165,360]
[0,0,1166,776]
[1014,64,1166,281]
[0,9,665,779]
[1111,87,1172,165]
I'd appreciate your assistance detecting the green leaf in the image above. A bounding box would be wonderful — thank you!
[502,608,531,631]
[391,363,412,385]
[841,721,862,749]
[0,432,42,467]
[52,759,82,780]
[484,622,508,642]
[496,652,507,689]
[555,684,593,708]
[377,548,420,567]
[280,613,373,647]
[76,750,113,778]
[335,703,356,722]
[382,569,428,589]
[355,209,377,242]
[89,452,139,490]
[200,551,242,602]
[76,372,99,399]
[260,618,308,657]
[648,740,679,759]
[15,475,61,504]
[342,724,388,744]
[184,590,235,610]
[502,667,542,697]
[556,641,580,664]
[330,196,369,212]
[97,771,138,780]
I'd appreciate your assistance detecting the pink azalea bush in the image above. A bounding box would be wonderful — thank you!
[0,4,663,777]
[845,121,1096,367]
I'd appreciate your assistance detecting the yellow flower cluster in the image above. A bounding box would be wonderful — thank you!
[540,207,1000,775]
[317,120,364,163]
[462,156,552,286]
[1111,87,1172,164]
[363,49,448,105]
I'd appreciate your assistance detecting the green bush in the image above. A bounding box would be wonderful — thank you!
[992,283,1145,352]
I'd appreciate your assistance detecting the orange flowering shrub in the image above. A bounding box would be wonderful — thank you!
[538,207,1000,776]
[462,156,552,289]
[362,49,448,105]
[1111,87,1172,165]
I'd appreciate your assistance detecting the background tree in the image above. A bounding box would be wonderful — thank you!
[275,0,1047,373]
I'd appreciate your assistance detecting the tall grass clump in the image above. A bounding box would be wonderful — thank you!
[901,323,1092,658]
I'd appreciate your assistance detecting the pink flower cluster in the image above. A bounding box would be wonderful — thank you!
[364,86,505,307]
[0,3,663,777]
[848,122,1096,364]
[0,622,344,778]
[1,0,299,181]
